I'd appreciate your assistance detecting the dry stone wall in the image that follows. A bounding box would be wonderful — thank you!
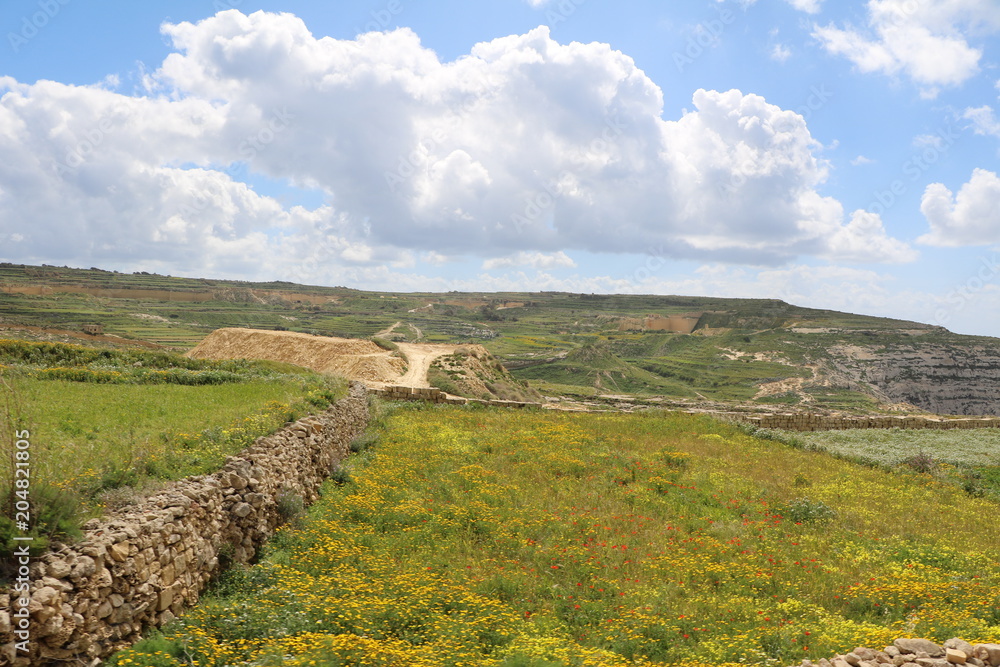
[368,385,539,409]
[0,382,369,667]
[734,413,1000,432]
[787,637,1000,667]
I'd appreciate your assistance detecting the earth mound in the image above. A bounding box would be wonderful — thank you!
[186,328,406,383]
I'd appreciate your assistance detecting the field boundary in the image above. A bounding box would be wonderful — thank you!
[0,383,369,666]
[368,384,1000,430]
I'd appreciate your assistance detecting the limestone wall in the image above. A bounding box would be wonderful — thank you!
[0,382,370,666]
[368,385,539,409]
[732,412,1000,432]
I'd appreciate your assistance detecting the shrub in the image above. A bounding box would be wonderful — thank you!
[276,488,305,524]
[902,451,936,474]
[783,497,837,524]
[349,432,379,453]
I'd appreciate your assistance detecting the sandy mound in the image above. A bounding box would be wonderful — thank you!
[186,328,406,383]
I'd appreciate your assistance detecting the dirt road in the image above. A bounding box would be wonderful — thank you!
[394,342,456,388]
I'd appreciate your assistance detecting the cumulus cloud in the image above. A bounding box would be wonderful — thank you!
[919,168,1000,246]
[813,0,1000,96]
[0,11,914,282]
[482,251,576,270]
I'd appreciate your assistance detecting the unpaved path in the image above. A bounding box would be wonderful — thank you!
[374,321,402,338]
[394,342,456,388]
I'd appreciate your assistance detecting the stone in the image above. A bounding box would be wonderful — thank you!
[887,648,902,658]
[157,587,173,612]
[914,659,948,667]
[109,543,130,562]
[94,567,113,588]
[855,649,878,661]
[973,646,1000,667]
[45,557,72,578]
[947,650,968,665]
[70,556,97,579]
[845,653,863,666]
[896,640,945,659]
[947,641,976,656]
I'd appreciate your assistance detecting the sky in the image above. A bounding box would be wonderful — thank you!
[0,1,999,337]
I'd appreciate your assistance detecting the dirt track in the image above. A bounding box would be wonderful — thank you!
[186,328,455,387]
[394,343,455,388]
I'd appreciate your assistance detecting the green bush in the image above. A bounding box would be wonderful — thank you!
[783,497,837,524]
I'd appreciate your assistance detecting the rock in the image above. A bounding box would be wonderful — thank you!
[109,542,130,562]
[45,557,72,578]
[947,641,976,657]
[70,556,97,579]
[973,646,1000,667]
[855,649,878,661]
[157,587,174,612]
[233,502,253,518]
[94,567,113,588]
[845,653,863,666]
[888,648,902,658]
[914,659,948,667]
[896,640,945,659]
[947,650,968,665]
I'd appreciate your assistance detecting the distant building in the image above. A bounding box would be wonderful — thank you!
[82,324,103,335]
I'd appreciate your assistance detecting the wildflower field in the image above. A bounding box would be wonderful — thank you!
[111,404,1000,667]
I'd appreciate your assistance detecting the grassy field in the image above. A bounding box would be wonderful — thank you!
[108,404,1000,667]
[0,338,346,560]
[790,428,1000,500]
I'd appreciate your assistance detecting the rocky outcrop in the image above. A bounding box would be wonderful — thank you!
[828,343,1000,416]
[0,382,369,666]
[786,638,1000,667]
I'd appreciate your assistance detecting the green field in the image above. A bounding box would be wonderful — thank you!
[0,338,346,561]
[108,403,1000,667]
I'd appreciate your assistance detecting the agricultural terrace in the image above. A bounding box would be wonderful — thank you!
[110,404,1000,667]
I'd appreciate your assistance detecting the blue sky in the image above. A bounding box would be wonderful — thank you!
[1,0,999,335]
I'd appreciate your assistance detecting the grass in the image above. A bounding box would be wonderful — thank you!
[108,405,1000,667]
[0,338,347,562]
[792,428,1000,500]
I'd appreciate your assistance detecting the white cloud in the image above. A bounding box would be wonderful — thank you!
[786,0,823,14]
[0,11,915,282]
[813,0,1000,96]
[720,0,823,13]
[482,251,577,270]
[770,44,792,62]
[964,105,1000,138]
[851,155,874,165]
[919,168,1000,246]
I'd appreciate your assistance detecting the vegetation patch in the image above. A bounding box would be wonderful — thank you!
[0,339,346,564]
[108,407,1000,666]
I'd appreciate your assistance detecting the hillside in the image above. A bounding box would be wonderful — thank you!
[3,263,1000,415]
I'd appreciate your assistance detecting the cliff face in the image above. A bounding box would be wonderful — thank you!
[828,342,1000,416]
